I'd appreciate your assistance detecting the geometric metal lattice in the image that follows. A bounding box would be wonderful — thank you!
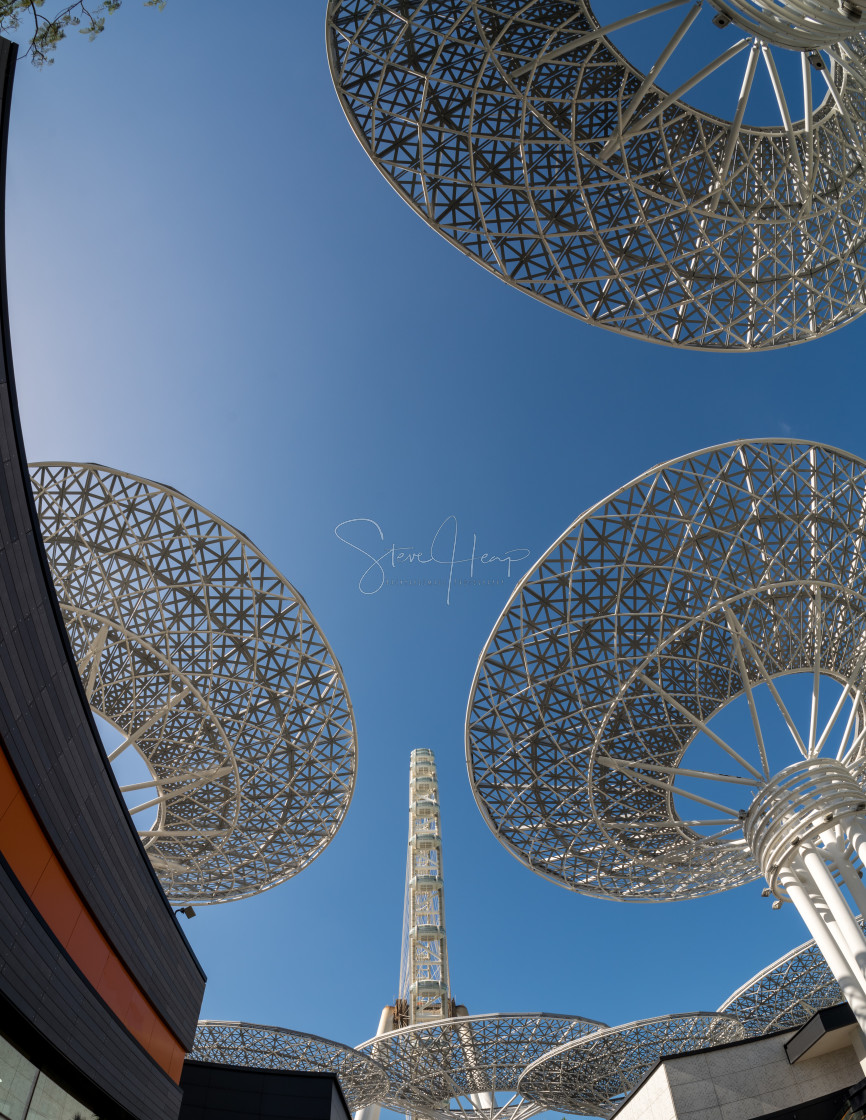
[189,1022,390,1111]
[719,935,850,1034]
[329,1,866,350]
[31,462,357,905]
[517,1014,747,1116]
[467,439,866,901]
[359,1012,607,1120]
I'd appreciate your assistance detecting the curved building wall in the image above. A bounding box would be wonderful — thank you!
[0,37,206,1120]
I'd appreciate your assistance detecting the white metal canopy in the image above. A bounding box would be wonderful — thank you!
[518,1013,746,1115]
[31,462,358,905]
[328,1,866,349]
[359,1012,606,1120]
[719,930,859,1033]
[467,439,866,1037]
[189,1021,389,1111]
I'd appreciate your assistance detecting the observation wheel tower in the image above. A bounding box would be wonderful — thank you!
[357,747,458,1120]
[467,440,866,1041]
[358,751,607,1120]
[398,748,454,1028]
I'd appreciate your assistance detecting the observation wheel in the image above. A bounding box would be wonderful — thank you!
[467,440,866,1035]
[189,1022,389,1111]
[517,1014,746,1116]
[31,463,357,905]
[328,0,866,349]
[719,932,856,1032]
[359,1012,606,1120]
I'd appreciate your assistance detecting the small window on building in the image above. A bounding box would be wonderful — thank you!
[0,1035,38,1120]
[25,1074,98,1120]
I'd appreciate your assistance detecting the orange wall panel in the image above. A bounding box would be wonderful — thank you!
[0,752,15,818]
[96,954,135,1023]
[0,742,187,1082]
[66,910,112,984]
[30,856,81,944]
[0,792,51,892]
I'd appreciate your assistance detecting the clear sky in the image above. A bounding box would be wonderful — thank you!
[5,0,866,1075]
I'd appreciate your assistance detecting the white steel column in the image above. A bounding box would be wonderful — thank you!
[777,865,866,1031]
[353,1006,395,1120]
[820,830,866,918]
[745,759,866,1038]
[799,848,866,972]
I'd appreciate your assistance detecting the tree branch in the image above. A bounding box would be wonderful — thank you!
[0,1,164,66]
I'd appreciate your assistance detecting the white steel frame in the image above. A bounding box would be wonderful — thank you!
[719,928,863,1032]
[467,440,866,1038]
[31,463,357,905]
[360,1012,606,1120]
[189,1021,389,1111]
[517,1014,746,1116]
[358,758,610,1120]
[329,1,866,349]
[399,748,452,1025]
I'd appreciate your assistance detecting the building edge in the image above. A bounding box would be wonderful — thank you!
[0,35,205,1120]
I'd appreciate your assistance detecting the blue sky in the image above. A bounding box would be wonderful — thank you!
[5,0,866,1065]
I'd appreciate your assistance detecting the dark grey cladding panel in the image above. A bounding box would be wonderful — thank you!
[784,1004,857,1065]
[179,1062,351,1120]
[330,1080,351,1120]
[0,857,183,1120]
[0,34,204,1050]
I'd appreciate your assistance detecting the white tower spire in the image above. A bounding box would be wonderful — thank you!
[355,750,460,1120]
[396,748,453,1026]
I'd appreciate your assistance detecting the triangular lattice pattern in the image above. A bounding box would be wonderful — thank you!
[718,931,860,1034]
[328,0,866,349]
[518,1014,746,1116]
[360,1012,606,1119]
[31,463,357,905]
[189,1021,388,1110]
[467,440,866,900]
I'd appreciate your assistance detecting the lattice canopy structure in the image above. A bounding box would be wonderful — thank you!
[719,935,850,1034]
[360,1012,606,1120]
[466,438,866,1035]
[189,1022,389,1111]
[328,0,866,349]
[518,1014,747,1116]
[31,463,357,905]
[467,439,866,898]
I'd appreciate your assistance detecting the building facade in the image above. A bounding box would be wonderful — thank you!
[178,1062,352,1120]
[615,1007,866,1120]
[0,38,206,1120]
